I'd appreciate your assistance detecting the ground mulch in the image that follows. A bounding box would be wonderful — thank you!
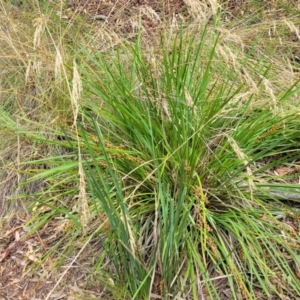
[67,0,187,19]
[0,212,109,299]
[66,0,189,36]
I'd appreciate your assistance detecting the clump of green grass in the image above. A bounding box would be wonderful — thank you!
[1,0,300,299]
[75,24,300,298]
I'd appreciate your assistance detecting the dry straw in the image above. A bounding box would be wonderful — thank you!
[71,59,90,230]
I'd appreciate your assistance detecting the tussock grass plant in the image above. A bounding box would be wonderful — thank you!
[76,25,300,298]
[0,0,300,299]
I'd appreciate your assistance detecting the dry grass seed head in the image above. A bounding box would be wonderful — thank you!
[226,135,255,196]
[69,59,90,230]
[183,0,218,19]
[54,47,63,81]
[284,19,300,41]
[120,213,137,260]
[139,5,161,23]
[33,15,48,50]
[71,59,82,127]
[78,155,90,231]
[260,75,278,114]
